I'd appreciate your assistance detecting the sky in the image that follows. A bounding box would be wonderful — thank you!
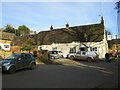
[0,0,118,38]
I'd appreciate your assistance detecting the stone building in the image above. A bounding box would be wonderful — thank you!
[38,17,108,58]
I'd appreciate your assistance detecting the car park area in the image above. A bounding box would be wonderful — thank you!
[2,58,119,88]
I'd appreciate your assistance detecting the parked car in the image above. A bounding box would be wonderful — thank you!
[116,53,120,58]
[69,51,99,62]
[48,51,67,59]
[67,53,76,59]
[0,53,36,74]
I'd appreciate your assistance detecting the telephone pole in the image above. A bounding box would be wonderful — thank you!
[116,35,118,53]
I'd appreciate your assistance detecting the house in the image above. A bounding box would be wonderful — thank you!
[0,42,10,51]
[0,30,15,58]
[38,17,108,58]
[0,30,15,51]
[29,31,37,35]
[108,38,120,53]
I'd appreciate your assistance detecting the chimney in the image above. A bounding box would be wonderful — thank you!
[101,16,104,25]
[66,23,69,28]
[50,25,53,30]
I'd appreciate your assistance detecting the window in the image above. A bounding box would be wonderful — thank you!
[76,51,81,54]
[90,47,97,51]
[52,51,58,54]
[39,46,42,50]
[58,51,63,53]
[80,47,86,51]
[82,52,86,55]
[90,47,92,51]
[4,45,9,48]
[0,46,2,50]
[52,47,57,51]
[25,54,31,58]
[69,47,76,53]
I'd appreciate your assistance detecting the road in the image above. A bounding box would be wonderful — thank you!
[2,59,119,88]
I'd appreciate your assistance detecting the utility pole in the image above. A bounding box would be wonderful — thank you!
[116,35,118,53]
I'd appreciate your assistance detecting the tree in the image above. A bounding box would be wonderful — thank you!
[3,24,15,34]
[18,25,30,36]
[3,24,21,36]
[15,29,21,36]
[21,39,35,52]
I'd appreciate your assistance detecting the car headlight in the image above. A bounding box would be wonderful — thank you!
[3,62,10,66]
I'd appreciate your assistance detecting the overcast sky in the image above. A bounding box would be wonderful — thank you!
[0,0,118,38]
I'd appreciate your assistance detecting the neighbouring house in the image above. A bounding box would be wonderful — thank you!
[0,30,15,51]
[0,30,16,59]
[0,42,11,51]
[30,31,37,35]
[108,38,120,53]
[38,17,108,58]
[0,30,15,41]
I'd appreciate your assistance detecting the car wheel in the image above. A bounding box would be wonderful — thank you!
[51,56,55,59]
[30,63,36,70]
[61,55,64,58]
[8,66,16,74]
[70,56,74,60]
[87,58,93,62]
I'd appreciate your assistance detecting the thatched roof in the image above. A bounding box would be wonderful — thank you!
[36,23,104,45]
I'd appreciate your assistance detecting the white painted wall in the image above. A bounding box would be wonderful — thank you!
[38,40,108,58]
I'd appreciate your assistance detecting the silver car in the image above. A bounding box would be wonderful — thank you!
[69,51,99,62]
[48,51,67,59]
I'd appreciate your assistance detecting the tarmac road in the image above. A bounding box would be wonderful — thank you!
[2,59,119,88]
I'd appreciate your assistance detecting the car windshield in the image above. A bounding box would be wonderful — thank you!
[94,52,98,56]
[58,51,63,53]
[52,51,58,54]
[6,54,17,60]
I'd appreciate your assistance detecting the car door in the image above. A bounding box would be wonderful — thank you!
[16,54,26,70]
[75,51,81,59]
[80,51,87,60]
[24,54,32,67]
